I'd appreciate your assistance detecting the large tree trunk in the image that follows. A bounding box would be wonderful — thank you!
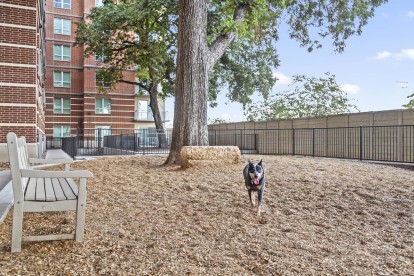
[165,0,209,164]
[164,1,249,165]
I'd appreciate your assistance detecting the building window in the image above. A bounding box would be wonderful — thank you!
[53,126,70,139]
[95,98,111,114]
[53,71,71,87]
[95,0,103,7]
[137,100,153,120]
[53,98,70,114]
[53,45,71,61]
[95,54,106,62]
[95,72,111,88]
[54,18,71,35]
[54,0,70,9]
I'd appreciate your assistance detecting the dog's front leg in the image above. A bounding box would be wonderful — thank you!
[257,188,264,217]
[248,189,256,207]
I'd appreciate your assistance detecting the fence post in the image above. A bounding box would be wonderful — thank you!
[120,133,123,149]
[98,128,102,155]
[312,128,315,157]
[134,131,137,152]
[359,126,363,161]
[215,130,217,146]
[72,137,75,158]
[240,129,243,155]
[143,129,146,155]
[292,128,295,155]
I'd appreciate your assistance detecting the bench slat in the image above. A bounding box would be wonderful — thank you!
[59,178,77,200]
[35,178,46,201]
[66,178,79,197]
[51,178,66,201]
[25,178,37,201]
[44,178,56,202]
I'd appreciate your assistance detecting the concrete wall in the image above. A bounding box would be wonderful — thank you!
[208,109,414,131]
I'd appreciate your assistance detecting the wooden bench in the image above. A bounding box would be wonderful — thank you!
[5,132,93,252]
[0,144,74,224]
[0,171,12,224]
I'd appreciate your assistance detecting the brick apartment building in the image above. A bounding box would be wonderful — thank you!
[0,0,46,162]
[44,0,168,148]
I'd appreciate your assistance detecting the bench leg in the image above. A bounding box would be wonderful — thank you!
[75,178,87,242]
[11,202,24,253]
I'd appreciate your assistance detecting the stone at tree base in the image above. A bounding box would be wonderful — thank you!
[180,146,241,168]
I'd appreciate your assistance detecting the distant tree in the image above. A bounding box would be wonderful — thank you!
[403,91,414,109]
[165,0,387,164]
[245,73,359,121]
[209,118,229,125]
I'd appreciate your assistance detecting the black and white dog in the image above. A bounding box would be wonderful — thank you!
[243,160,265,216]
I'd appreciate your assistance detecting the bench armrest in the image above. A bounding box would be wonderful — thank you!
[29,158,73,165]
[21,169,93,178]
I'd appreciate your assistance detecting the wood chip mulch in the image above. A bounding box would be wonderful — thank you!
[0,155,413,275]
[0,162,9,171]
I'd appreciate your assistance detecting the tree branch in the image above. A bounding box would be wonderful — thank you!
[119,79,149,91]
[207,4,250,70]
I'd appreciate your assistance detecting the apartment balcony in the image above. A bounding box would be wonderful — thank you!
[134,110,169,122]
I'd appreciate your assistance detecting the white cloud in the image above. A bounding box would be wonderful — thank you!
[340,84,361,94]
[395,49,414,60]
[273,72,292,86]
[407,10,414,17]
[373,51,392,60]
[371,49,414,61]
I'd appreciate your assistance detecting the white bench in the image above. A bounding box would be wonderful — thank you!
[6,132,93,252]
[0,145,74,224]
[0,171,12,223]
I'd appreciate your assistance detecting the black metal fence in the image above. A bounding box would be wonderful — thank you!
[61,137,78,158]
[209,125,414,163]
[52,125,414,163]
[55,128,172,157]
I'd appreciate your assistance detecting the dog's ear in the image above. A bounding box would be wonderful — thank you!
[248,160,252,165]
[258,159,262,166]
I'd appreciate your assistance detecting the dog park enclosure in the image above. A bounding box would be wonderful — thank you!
[53,108,414,164]
[208,109,414,163]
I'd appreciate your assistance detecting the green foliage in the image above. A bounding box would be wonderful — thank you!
[245,72,360,121]
[403,92,414,109]
[75,0,387,106]
[75,0,178,97]
[208,117,230,125]
[207,0,387,107]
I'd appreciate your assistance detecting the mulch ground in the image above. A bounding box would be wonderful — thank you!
[0,155,413,275]
[0,162,9,171]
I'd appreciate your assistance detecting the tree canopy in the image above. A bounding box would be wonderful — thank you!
[75,0,177,96]
[245,72,359,121]
[75,0,281,108]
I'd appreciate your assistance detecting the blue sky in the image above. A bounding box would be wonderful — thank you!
[166,1,414,126]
